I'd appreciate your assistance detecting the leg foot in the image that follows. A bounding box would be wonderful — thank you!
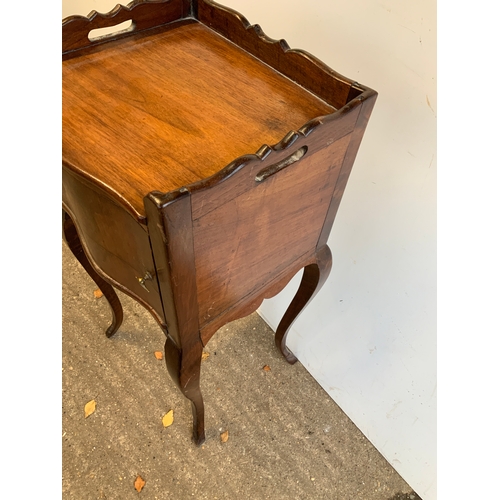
[164,335,205,445]
[275,245,332,364]
[63,210,123,337]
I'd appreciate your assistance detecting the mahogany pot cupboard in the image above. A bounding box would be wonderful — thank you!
[62,0,377,445]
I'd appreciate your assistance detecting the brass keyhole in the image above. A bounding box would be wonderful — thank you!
[136,271,153,291]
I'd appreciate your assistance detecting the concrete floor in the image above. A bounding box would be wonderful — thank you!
[62,242,420,500]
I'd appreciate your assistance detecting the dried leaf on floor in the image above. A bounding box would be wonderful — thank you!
[134,475,145,493]
[84,400,96,418]
[262,365,271,372]
[154,351,163,360]
[201,352,210,361]
[162,409,174,427]
[220,430,229,443]
[93,289,103,298]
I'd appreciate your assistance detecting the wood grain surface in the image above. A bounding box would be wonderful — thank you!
[192,134,351,330]
[197,0,353,109]
[62,167,165,324]
[63,21,335,220]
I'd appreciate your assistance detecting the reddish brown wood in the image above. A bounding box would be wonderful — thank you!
[199,251,317,344]
[191,134,351,331]
[62,0,377,445]
[62,210,123,337]
[63,22,335,221]
[63,167,165,325]
[197,0,352,109]
[318,91,378,248]
[188,108,360,218]
[164,334,205,445]
[144,192,205,444]
[62,0,191,56]
[275,245,333,364]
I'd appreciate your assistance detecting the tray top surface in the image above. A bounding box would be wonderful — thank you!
[63,21,335,217]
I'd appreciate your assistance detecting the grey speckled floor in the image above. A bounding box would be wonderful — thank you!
[62,242,420,500]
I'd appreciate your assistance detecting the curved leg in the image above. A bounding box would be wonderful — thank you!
[62,210,123,338]
[164,334,205,446]
[275,245,332,364]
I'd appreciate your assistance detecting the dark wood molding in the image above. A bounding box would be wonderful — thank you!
[197,0,355,109]
[144,191,200,348]
[187,104,359,221]
[318,91,378,248]
[63,0,191,56]
[145,192,206,445]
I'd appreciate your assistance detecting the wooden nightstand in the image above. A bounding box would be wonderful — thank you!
[62,0,377,445]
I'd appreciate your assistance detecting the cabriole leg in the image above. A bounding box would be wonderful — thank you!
[275,245,333,364]
[62,210,123,337]
[164,334,205,446]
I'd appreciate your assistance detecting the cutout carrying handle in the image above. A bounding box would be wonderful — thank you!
[255,146,308,183]
[88,20,135,42]
[63,1,188,54]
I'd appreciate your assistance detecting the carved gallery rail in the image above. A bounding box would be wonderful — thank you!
[62,0,377,445]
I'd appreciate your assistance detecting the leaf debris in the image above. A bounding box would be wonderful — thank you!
[201,352,210,361]
[262,365,271,372]
[134,475,145,492]
[220,430,229,443]
[162,409,174,428]
[84,400,96,418]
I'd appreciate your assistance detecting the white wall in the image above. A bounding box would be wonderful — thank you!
[236,1,437,498]
[62,1,436,497]
[63,0,118,18]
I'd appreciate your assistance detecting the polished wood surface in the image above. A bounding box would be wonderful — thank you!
[62,0,377,446]
[63,21,335,221]
[63,167,165,325]
[197,0,353,110]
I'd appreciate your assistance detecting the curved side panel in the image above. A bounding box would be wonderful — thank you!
[62,167,165,324]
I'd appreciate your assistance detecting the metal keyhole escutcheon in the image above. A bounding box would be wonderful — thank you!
[137,270,153,291]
